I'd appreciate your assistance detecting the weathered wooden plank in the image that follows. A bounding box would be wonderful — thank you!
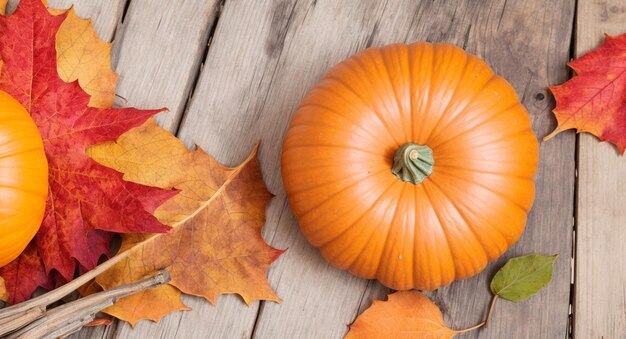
[574,1,626,337]
[108,0,220,133]
[175,0,575,338]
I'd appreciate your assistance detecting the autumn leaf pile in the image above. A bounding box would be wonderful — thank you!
[0,0,282,324]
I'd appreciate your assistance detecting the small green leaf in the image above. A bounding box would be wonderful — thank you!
[490,254,558,302]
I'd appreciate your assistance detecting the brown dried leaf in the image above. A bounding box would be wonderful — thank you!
[87,120,283,325]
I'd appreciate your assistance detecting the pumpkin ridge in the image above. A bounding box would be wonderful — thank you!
[434,170,531,212]
[289,105,391,146]
[436,127,535,156]
[431,103,528,149]
[411,186,444,289]
[427,74,501,144]
[343,214,389,276]
[373,182,407,286]
[282,156,388,174]
[407,45,415,142]
[317,178,399,252]
[281,142,383,158]
[285,121,390,150]
[419,183,456,285]
[376,47,412,141]
[428,178,507,261]
[411,43,434,144]
[426,179,490,278]
[0,183,48,197]
[324,74,402,147]
[0,147,43,160]
[285,166,389,200]
[421,46,471,143]
[432,163,534,179]
[350,48,409,141]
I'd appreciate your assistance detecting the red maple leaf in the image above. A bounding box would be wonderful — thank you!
[545,33,626,154]
[0,243,47,304]
[0,0,174,302]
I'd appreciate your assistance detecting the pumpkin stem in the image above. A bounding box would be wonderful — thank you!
[391,143,434,184]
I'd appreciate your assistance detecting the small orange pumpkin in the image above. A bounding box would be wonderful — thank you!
[282,43,538,290]
[0,91,48,268]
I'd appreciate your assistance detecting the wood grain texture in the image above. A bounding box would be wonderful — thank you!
[109,0,220,132]
[176,0,575,338]
[574,1,626,337]
[14,0,576,338]
[46,0,126,41]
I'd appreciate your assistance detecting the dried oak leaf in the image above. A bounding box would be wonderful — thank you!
[56,7,117,108]
[88,120,284,325]
[347,291,461,339]
[0,0,174,301]
[544,33,626,153]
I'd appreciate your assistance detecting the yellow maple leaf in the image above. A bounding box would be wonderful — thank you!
[87,120,283,325]
[55,7,117,108]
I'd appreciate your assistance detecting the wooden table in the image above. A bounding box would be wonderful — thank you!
[31,0,623,338]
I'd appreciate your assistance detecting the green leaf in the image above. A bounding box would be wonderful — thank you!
[490,254,558,302]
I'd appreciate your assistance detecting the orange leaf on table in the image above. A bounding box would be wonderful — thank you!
[544,33,626,153]
[347,291,465,339]
[87,120,284,325]
[0,0,175,303]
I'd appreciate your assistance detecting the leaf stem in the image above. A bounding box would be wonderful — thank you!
[483,294,498,328]
[0,248,132,323]
[456,321,486,333]
[455,294,499,334]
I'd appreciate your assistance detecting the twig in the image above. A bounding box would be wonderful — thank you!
[1,269,169,338]
[0,249,132,324]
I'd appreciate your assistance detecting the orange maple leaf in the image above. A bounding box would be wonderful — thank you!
[544,33,626,154]
[87,120,284,325]
[347,291,475,339]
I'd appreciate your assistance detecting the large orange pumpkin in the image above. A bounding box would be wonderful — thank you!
[282,43,538,290]
[0,91,48,268]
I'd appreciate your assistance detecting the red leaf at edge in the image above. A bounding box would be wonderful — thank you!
[545,33,626,154]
